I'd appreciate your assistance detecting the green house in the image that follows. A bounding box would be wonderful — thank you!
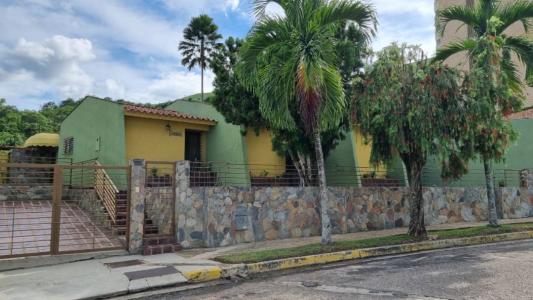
[58,95,407,187]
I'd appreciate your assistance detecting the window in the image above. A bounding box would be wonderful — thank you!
[95,136,101,152]
[63,137,74,155]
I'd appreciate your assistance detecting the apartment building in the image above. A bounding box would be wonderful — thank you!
[436,0,533,106]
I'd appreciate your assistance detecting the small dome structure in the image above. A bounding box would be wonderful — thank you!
[23,133,59,148]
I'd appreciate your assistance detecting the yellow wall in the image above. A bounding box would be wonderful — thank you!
[0,150,8,183]
[124,116,208,174]
[246,128,285,177]
[352,128,387,178]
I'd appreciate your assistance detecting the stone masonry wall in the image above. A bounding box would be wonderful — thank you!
[176,186,533,249]
[0,185,53,201]
[145,187,174,235]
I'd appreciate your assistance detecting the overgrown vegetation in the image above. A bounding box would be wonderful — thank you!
[435,0,533,227]
[0,98,78,146]
[215,223,533,264]
[354,44,473,238]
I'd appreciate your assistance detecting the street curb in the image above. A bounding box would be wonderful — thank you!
[182,266,223,283]
[196,230,533,281]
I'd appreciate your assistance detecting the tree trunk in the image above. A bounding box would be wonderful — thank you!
[406,160,427,239]
[313,130,331,244]
[483,158,499,227]
[288,151,305,187]
[200,41,204,102]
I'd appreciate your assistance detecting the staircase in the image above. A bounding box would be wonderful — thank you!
[142,211,182,255]
[113,191,128,235]
[142,235,182,255]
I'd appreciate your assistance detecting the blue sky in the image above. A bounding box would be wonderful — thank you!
[0,0,435,109]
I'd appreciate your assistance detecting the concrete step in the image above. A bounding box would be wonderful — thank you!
[143,236,176,246]
[143,243,182,255]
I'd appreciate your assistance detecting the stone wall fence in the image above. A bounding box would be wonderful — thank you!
[127,160,533,250]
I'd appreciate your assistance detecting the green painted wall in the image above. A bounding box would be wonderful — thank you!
[325,133,360,187]
[59,97,127,188]
[166,99,250,186]
[324,132,407,187]
[422,119,533,187]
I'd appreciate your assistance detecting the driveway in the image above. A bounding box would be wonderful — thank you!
[0,200,123,257]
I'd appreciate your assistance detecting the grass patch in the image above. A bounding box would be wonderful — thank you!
[215,223,533,264]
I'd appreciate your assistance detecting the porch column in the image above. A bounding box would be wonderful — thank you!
[129,159,146,253]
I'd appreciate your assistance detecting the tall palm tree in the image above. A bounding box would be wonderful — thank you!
[179,15,222,102]
[238,0,376,244]
[436,0,533,227]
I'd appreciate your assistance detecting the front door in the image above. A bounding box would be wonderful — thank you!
[185,130,202,161]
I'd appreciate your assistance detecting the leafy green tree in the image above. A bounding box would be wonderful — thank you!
[355,44,472,238]
[336,20,371,99]
[210,37,267,132]
[436,0,533,226]
[238,0,376,244]
[179,15,223,102]
[40,99,79,132]
[210,36,352,186]
[0,99,24,146]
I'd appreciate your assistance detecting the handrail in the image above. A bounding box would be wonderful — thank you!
[94,161,119,223]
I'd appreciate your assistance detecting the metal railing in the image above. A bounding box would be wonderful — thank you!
[144,161,175,236]
[0,163,130,259]
[94,161,120,223]
[185,161,530,189]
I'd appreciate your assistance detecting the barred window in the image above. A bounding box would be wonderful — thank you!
[63,137,74,155]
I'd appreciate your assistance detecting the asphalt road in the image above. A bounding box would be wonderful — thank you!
[144,240,533,300]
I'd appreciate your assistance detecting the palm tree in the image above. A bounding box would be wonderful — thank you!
[179,15,222,102]
[238,0,376,244]
[436,0,533,227]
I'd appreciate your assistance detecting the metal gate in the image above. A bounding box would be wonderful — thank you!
[0,163,130,258]
[144,161,175,237]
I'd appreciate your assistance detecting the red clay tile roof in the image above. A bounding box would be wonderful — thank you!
[505,108,533,120]
[123,104,216,123]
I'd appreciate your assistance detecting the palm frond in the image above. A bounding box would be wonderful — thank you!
[314,0,377,40]
[434,39,477,63]
[500,50,523,92]
[503,35,533,87]
[252,0,284,19]
[238,16,290,76]
[318,64,345,131]
[496,0,533,34]
[437,5,479,37]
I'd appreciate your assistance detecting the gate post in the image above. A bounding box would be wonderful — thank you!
[175,160,190,245]
[50,165,63,255]
[129,159,146,253]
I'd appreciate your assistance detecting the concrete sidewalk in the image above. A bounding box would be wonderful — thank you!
[0,253,221,300]
[1,218,532,300]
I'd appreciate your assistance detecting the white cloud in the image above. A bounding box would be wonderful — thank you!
[14,38,55,63]
[145,71,214,101]
[371,0,434,16]
[1,35,95,101]
[372,0,436,55]
[0,0,438,109]
[104,79,126,99]
[164,0,241,15]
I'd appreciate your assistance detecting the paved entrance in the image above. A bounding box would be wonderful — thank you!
[0,163,130,258]
[0,200,122,257]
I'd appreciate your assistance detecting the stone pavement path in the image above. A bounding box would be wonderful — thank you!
[179,217,533,260]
